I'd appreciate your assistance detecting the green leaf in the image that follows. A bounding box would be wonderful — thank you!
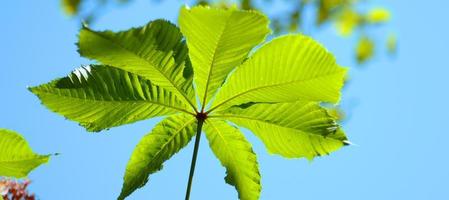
[30,65,193,132]
[118,114,197,200]
[61,0,81,16]
[78,19,197,110]
[214,101,347,159]
[204,119,260,200]
[0,129,50,178]
[210,35,347,112]
[179,6,270,109]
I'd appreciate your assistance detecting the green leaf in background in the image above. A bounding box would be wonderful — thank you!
[0,129,50,178]
[366,8,391,24]
[336,8,360,36]
[387,33,398,55]
[118,114,197,200]
[61,0,81,16]
[59,0,395,65]
[211,35,346,112]
[29,65,193,132]
[356,36,375,64]
[317,0,346,25]
[179,6,270,109]
[31,5,349,200]
[204,119,260,200]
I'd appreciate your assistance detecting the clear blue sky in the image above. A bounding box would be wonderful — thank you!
[1,0,448,199]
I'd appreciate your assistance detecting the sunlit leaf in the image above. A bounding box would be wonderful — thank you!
[78,19,197,110]
[211,35,347,112]
[215,101,347,159]
[204,119,260,200]
[325,105,345,121]
[34,5,349,199]
[179,6,269,109]
[118,114,196,200]
[0,129,50,178]
[30,65,192,132]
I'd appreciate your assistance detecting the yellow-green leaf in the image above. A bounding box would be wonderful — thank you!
[204,119,260,200]
[214,102,347,159]
[29,65,192,132]
[78,19,197,110]
[210,35,347,112]
[179,6,270,109]
[118,114,197,199]
[0,129,50,178]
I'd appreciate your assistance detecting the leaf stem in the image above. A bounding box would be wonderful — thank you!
[184,117,205,200]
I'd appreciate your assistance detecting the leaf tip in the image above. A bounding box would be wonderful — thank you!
[343,140,357,146]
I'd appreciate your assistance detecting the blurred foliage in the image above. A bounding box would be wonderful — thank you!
[356,36,374,64]
[60,0,397,65]
[0,179,35,200]
[62,0,81,16]
[387,33,397,55]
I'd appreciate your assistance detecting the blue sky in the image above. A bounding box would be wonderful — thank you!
[1,0,449,199]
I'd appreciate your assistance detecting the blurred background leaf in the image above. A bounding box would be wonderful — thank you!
[356,36,374,64]
[61,0,81,16]
[59,0,397,65]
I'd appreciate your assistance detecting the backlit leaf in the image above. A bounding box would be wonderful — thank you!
[179,6,270,109]
[118,114,197,199]
[204,119,260,200]
[214,102,347,159]
[30,65,192,132]
[210,35,347,112]
[0,129,50,178]
[78,19,197,110]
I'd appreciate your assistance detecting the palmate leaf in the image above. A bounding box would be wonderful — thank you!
[214,102,347,159]
[210,35,347,112]
[118,114,196,200]
[78,19,197,110]
[31,5,349,200]
[30,65,192,132]
[204,119,260,200]
[0,129,50,178]
[179,6,270,109]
